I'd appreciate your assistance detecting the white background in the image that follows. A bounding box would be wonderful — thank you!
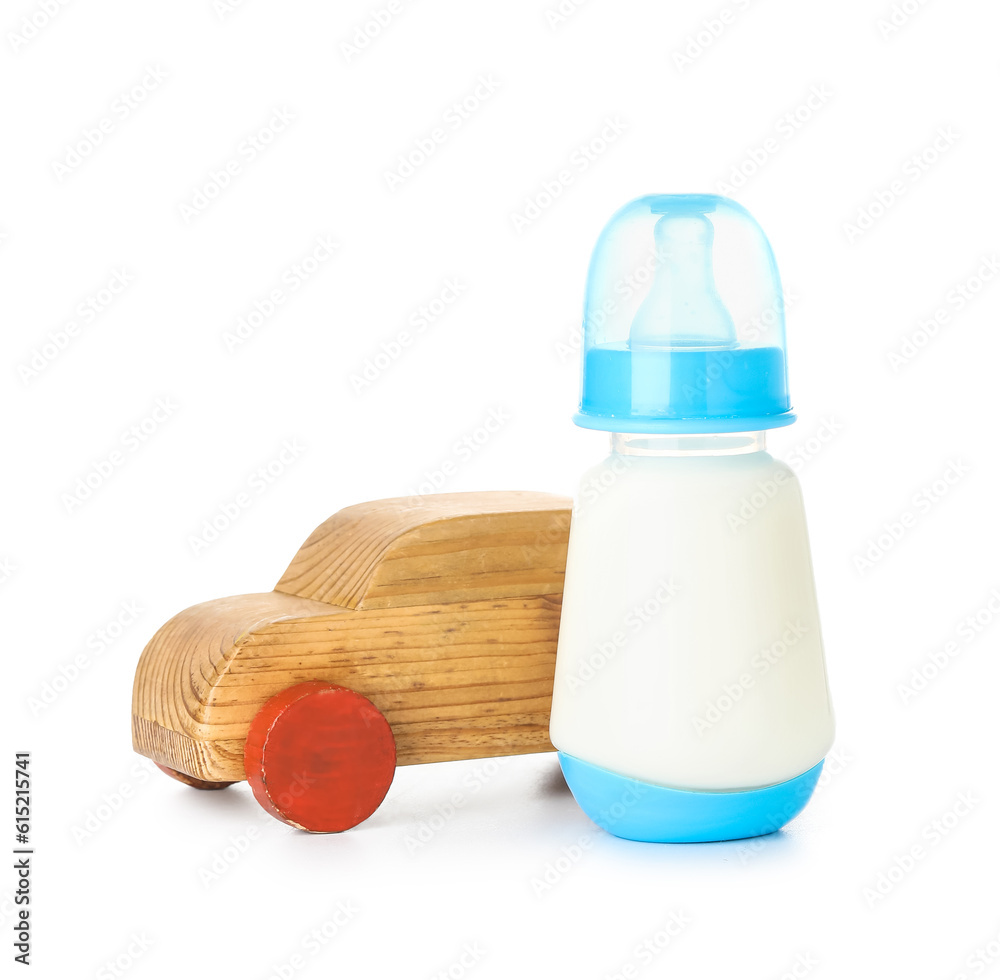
[5,0,1000,976]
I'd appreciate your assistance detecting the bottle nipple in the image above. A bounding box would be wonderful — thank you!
[629,211,736,351]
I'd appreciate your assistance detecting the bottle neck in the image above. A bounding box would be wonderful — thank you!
[611,431,767,457]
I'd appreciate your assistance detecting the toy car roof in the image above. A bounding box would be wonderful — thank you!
[275,490,570,609]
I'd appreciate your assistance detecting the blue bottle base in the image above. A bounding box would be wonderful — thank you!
[557,753,825,843]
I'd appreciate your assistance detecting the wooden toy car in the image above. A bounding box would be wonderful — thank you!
[131,491,571,832]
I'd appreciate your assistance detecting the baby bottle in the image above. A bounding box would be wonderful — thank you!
[549,194,834,842]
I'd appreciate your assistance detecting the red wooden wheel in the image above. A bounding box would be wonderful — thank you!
[155,763,235,790]
[244,681,396,833]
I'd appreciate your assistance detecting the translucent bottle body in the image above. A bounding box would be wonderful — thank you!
[549,432,834,840]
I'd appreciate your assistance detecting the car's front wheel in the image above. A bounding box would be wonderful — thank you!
[244,681,397,832]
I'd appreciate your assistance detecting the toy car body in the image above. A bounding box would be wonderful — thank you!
[131,491,571,830]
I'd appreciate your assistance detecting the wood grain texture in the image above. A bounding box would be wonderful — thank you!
[132,492,571,784]
[275,490,570,609]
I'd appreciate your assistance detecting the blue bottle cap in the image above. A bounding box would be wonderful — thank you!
[574,194,795,433]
